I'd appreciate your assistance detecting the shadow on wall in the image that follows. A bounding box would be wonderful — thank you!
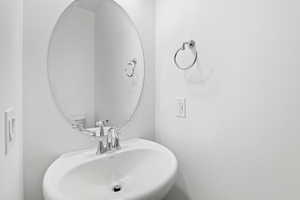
[183,57,213,85]
[164,171,191,200]
[165,184,191,200]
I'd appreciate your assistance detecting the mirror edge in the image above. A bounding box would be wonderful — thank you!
[46,0,146,132]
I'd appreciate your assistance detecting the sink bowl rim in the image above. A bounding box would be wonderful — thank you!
[43,138,178,200]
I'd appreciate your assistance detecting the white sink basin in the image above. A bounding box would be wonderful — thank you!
[43,139,178,200]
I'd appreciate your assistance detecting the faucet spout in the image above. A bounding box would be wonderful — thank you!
[96,140,106,155]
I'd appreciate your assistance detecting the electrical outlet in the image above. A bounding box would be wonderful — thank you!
[4,107,16,155]
[176,98,186,118]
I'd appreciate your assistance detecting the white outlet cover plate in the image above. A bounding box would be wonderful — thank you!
[176,98,186,118]
[4,107,16,155]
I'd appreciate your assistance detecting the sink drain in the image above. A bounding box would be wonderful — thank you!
[112,184,122,192]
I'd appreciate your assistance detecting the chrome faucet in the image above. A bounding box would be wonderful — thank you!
[107,127,121,150]
[95,120,108,154]
[94,121,121,155]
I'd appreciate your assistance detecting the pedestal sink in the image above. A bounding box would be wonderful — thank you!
[43,139,178,200]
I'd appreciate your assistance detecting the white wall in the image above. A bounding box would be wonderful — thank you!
[156,0,300,199]
[23,0,155,200]
[0,0,23,200]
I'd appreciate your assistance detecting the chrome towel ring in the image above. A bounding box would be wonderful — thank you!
[174,40,198,70]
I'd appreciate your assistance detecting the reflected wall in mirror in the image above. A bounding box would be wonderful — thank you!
[48,0,145,130]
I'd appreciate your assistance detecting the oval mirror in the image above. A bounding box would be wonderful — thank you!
[47,0,145,131]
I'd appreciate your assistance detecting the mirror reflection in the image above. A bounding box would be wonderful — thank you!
[48,0,144,130]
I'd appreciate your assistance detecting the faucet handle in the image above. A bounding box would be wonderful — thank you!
[112,129,121,149]
[95,120,109,127]
[95,120,110,137]
[114,134,121,149]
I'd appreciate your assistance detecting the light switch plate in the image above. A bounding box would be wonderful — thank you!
[4,107,16,155]
[176,98,186,118]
